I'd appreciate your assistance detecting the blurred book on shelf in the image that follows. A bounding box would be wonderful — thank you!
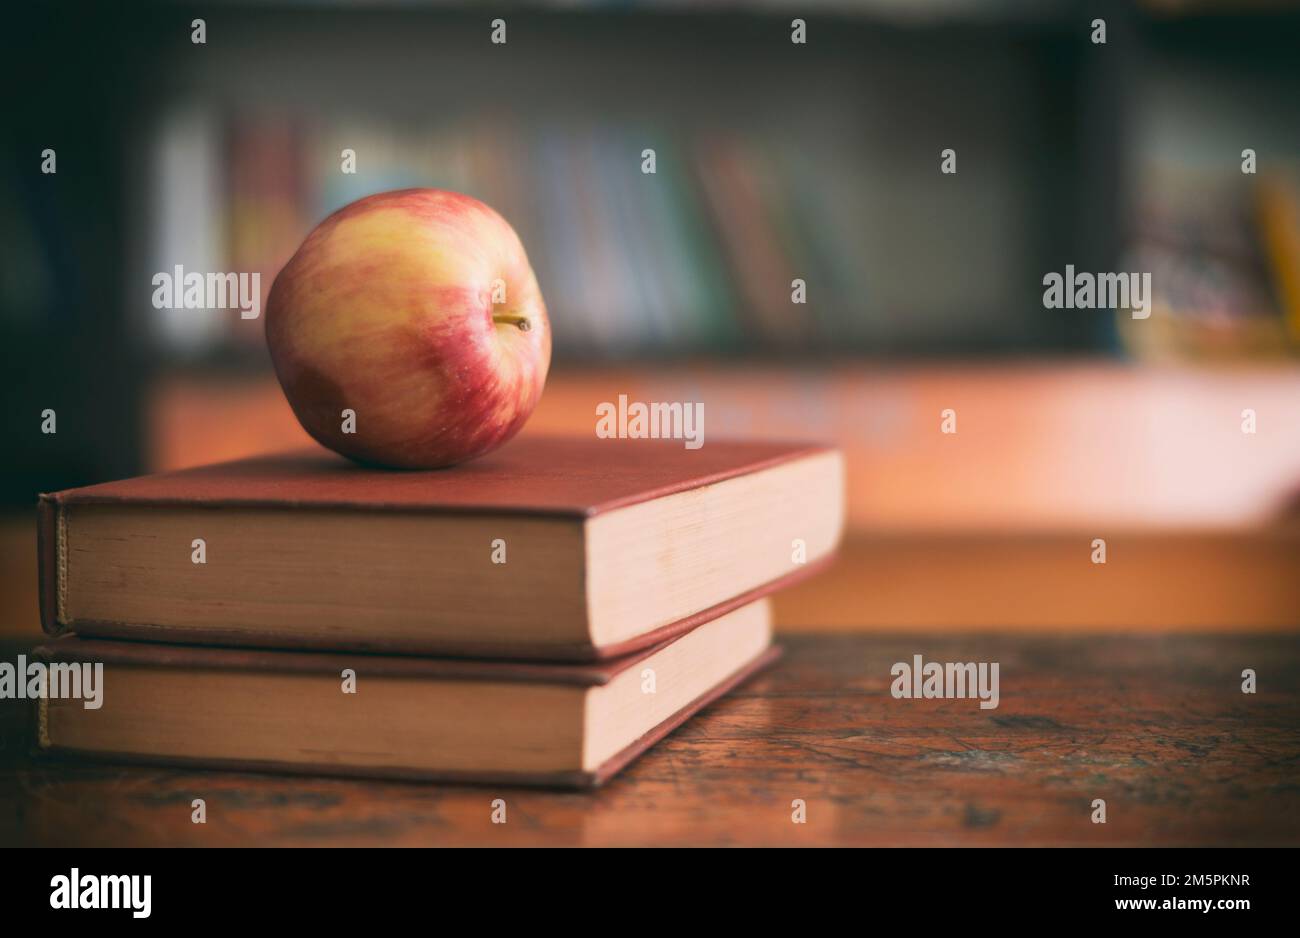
[150,111,1032,362]
[1259,172,1300,341]
[1120,163,1300,363]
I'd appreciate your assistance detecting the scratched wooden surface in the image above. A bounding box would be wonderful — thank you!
[2,634,1298,847]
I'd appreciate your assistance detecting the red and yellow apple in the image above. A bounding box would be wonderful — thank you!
[265,188,550,468]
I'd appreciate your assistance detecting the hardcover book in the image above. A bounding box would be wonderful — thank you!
[36,599,779,788]
[39,436,843,659]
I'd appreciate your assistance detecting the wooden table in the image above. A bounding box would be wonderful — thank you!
[3,634,1298,847]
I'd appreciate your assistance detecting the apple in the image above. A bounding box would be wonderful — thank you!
[265,188,551,469]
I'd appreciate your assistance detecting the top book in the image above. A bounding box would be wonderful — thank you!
[40,436,844,660]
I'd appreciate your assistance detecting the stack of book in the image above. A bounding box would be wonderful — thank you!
[35,436,843,787]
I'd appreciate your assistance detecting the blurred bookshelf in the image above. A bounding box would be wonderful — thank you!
[4,0,1300,504]
[102,3,1300,371]
[1120,9,1300,362]
[129,2,1113,365]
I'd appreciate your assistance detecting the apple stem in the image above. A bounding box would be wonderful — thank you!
[493,314,532,332]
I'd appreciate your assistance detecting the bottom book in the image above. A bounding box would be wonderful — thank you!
[34,599,778,789]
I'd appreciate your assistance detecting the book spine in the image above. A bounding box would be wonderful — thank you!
[37,495,65,636]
